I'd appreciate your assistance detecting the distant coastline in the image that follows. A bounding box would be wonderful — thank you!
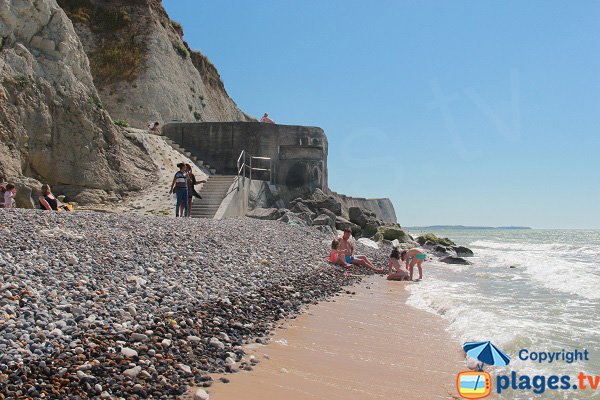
[405,225,532,230]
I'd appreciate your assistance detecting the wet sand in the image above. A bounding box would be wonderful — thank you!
[206,276,464,400]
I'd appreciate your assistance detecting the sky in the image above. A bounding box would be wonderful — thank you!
[163,0,600,229]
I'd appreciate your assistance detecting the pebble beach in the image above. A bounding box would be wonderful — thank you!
[0,209,387,399]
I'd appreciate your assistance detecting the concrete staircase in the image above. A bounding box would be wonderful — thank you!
[164,137,216,175]
[190,175,236,218]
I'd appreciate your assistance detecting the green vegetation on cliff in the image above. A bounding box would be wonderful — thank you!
[58,0,145,85]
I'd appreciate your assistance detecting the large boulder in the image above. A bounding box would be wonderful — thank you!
[334,216,360,235]
[362,223,379,238]
[440,256,472,265]
[13,176,41,209]
[453,246,474,257]
[416,233,456,247]
[311,189,342,216]
[246,208,286,220]
[293,211,314,226]
[377,225,411,242]
[318,208,337,222]
[349,206,381,226]
[422,241,458,257]
[313,214,337,233]
[315,225,335,235]
[348,206,384,238]
[278,212,308,227]
[348,206,369,227]
[289,200,316,219]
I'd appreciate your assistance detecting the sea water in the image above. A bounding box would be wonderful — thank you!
[404,229,600,399]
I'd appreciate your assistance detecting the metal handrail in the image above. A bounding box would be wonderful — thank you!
[249,155,273,184]
[233,150,246,192]
[227,150,272,199]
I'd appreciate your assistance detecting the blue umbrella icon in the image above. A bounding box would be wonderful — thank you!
[462,341,510,394]
[463,341,511,369]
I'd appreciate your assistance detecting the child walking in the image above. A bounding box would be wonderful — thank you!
[3,183,16,208]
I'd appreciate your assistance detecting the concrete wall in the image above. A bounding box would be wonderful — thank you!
[214,176,250,219]
[164,122,328,191]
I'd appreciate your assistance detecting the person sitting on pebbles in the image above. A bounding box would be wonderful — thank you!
[401,248,428,281]
[39,184,59,210]
[387,247,410,281]
[337,228,385,273]
[330,238,352,269]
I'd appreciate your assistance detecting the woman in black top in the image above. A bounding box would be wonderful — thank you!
[185,164,206,217]
[39,184,59,210]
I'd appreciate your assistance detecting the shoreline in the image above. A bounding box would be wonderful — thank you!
[201,276,463,400]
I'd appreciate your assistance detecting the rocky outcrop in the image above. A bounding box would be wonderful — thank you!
[330,191,397,224]
[440,256,472,265]
[453,245,474,257]
[0,0,155,204]
[334,216,360,233]
[58,0,251,128]
[416,233,456,247]
[415,234,474,258]
[348,206,381,237]
[375,225,411,242]
[246,207,286,220]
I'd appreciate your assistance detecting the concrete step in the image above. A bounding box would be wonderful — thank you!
[196,190,229,194]
[189,175,237,218]
[194,191,229,196]
[203,186,231,189]
[205,181,235,185]
[203,180,232,184]
[201,188,231,192]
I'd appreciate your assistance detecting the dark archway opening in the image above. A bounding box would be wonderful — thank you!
[285,163,309,187]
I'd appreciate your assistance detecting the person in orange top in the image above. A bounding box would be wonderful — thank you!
[260,113,274,123]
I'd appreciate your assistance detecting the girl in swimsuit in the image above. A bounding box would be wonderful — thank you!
[401,248,427,281]
[387,248,410,281]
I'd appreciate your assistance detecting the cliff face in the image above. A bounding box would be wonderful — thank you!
[0,0,154,202]
[58,0,251,128]
[0,0,252,205]
[330,191,398,224]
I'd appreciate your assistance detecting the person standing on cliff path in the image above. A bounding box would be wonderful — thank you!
[169,163,188,217]
[148,121,160,134]
[260,113,274,123]
[185,163,206,217]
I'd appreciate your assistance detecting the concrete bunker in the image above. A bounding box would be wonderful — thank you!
[163,122,328,190]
